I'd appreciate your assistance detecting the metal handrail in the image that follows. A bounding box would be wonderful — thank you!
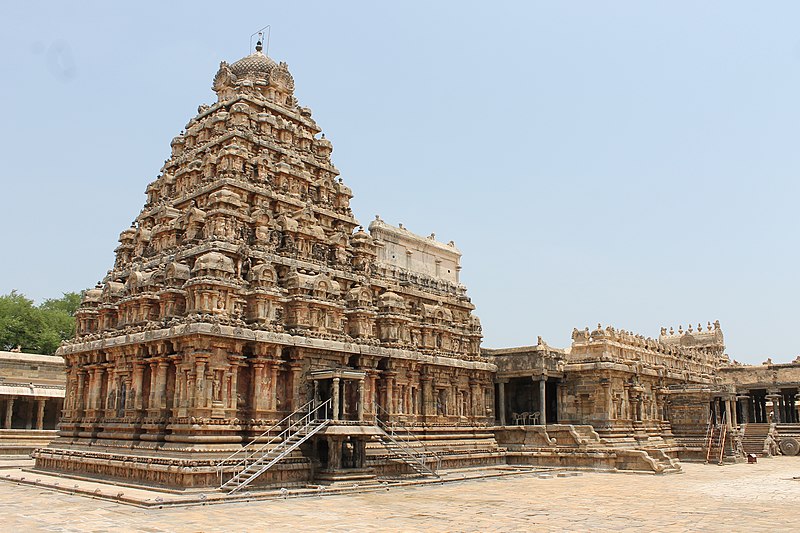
[703,414,714,463]
[373,402,441,475]
[717,412,727,465]
[216,399,330,484]
[217,400,314,470]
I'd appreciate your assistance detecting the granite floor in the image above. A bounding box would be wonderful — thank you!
[1,458,798,532]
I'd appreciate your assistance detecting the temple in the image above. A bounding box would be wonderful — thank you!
[33,42,800,491]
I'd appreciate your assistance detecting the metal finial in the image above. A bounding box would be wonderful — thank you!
[250,25,271,55]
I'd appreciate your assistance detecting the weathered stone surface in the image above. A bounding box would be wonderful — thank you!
[37,42,493,488]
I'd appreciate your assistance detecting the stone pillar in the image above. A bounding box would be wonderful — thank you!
[539,377,547,426]
[229,363,239,412]
[332,377,340,421]
[421,375,433,421]
[601,380,612,421]
[366,371,377,417]
[35,398,45,430]
[327,436,341,470]
[470,381,480,419]
[622,386,630,420]
[767,392,781,423]
[498,381,506,426]
[85,369,96,413]
[87,368,97,412]
[172,367,183,416]
[156,360,169,409]
[132,362,145,411]
[725,398,734,430]
[96,367,108,411]
[342,380,349,418]
[780,393,788,423]
[194,357,207,410]
[147,363,158,410]
[357,379,365,421]
[103,367,115,416]
[749,393,756,423]
[269,363,279,412]
[251,360,266,413]
[739,396,750,424]
[4,397,14,428]
[794,393,800,424]
[76,370,87,416]
[290,363,303,411]
[25,399,34,429]
[385,374,394,418]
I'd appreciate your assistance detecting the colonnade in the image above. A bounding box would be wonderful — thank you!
[0,396,61,430]
[733,389,800,425]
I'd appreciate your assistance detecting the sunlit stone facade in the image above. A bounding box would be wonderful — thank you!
[36,43,493,487]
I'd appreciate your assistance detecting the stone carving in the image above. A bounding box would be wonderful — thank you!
[46,41,492,489]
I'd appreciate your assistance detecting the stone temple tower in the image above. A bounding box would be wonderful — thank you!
[36,42,494,488]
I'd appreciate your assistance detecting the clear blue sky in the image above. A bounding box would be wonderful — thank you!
[1,2,798,364]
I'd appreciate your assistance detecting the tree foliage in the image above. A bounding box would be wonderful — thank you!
[0,290,80,355]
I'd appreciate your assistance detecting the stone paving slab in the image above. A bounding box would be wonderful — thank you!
[0,459,798,531]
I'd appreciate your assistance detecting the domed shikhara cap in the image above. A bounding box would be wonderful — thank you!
[228,44,277,80]
[213,40,295,99]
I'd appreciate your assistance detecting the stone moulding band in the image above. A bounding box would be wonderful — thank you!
[57,321,497,372]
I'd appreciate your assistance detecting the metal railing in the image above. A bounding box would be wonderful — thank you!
[704,411,730,465]
[703,414,714,463]
[373,402,441,476]
[216,398,331,492]
[717,412,728,465]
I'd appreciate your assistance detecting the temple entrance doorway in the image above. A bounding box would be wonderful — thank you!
[309,368,366,421]
[502,377,558,425]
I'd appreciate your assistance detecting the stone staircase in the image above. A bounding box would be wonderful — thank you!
[741,423,772,456]
[494,424,681,474]
[217,399,331,494]
[372,433,439,478]
[576,425,681,474]
[0,429,58,459]
[367,425,503,475]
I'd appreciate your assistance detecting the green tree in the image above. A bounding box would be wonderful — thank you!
[0,290,81,355]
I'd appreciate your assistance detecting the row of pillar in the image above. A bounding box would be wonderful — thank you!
[65,353,494,425]
[733,391,800,424]
[1,396,51,430]
[66,356,284,421]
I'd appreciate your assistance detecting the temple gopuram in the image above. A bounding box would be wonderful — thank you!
[33,42,800,491]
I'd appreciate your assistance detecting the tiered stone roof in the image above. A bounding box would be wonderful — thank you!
[66,44,483,362]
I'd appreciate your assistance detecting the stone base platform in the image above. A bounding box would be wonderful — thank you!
[33,423,684,491]
[0,429,58,458]
[2,464,569,508]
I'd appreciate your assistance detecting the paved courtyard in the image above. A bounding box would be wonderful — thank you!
[1,459,798,532]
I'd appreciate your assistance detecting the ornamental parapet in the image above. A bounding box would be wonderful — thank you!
[569,323,723,377]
